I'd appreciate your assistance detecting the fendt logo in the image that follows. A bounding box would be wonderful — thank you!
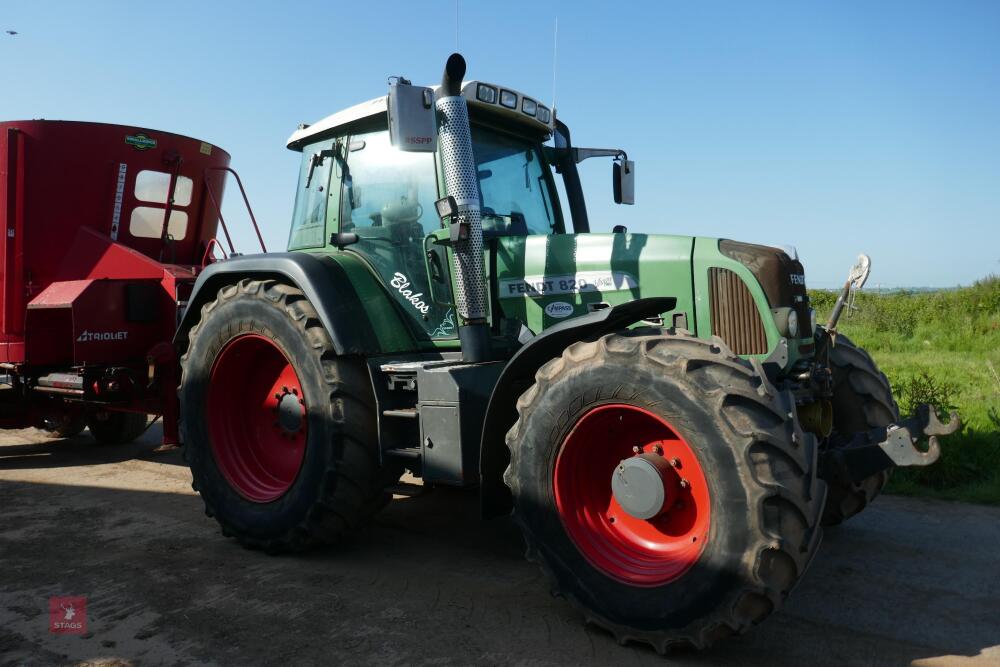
[789,274,806,286]
[77,330,128,343]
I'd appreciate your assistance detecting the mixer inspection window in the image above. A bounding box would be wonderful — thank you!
[129,169,194,239]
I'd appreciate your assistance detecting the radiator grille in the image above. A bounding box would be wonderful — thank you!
[709,268,769,355]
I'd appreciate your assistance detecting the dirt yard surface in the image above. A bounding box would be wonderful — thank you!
[1,425,998,667]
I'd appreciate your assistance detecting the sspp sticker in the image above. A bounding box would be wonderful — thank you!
[544,301,574,319]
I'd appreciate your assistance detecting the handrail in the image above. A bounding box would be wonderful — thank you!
[202,166,267,254]
[201,237,228,267]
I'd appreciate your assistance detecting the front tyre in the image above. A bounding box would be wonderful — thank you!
[504,329,826,651]
[820,330,900,525]
[180,279,391,552]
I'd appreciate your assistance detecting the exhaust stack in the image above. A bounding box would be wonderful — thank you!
[435,54,490,362]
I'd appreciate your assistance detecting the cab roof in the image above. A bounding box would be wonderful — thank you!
[286,80,554,151]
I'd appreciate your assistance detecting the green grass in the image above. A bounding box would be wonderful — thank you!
[810,275,1000,505]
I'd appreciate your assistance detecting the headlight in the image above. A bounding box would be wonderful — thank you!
[476,84,497,104]
[787,309,799,338]
[499,89,517,109]
[809,308,816,335]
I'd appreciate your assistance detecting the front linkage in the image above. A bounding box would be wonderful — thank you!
[821,404,961,488]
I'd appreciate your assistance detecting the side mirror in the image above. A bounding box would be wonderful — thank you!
[613,159,635,205]
[388,78,438,152]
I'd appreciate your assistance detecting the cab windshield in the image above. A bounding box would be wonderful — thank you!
[471,126,559,236]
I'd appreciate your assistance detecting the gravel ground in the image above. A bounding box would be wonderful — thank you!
[1,425,998,666]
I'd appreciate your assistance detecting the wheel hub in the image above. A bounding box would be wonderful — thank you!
[611,453,679,520]
[275,388,304,435]
[553,403,711,586]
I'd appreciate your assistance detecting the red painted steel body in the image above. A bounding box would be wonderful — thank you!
[0,120,239,442]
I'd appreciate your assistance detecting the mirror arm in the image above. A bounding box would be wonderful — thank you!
[572,147,627,164]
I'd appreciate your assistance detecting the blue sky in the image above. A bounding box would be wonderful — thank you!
[3,1,998,287]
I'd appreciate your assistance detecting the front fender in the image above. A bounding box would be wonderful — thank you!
[479,296,676,517]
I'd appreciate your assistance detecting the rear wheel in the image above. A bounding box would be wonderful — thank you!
[820,330,900,525]
[505,329,826,651]
[87,411,148,444]
[179,279,394,552]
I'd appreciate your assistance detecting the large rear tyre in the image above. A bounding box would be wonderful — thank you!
[87,411,148,444]
[505,329,826,651]
[179,279,394,552]
[820,330,900,526]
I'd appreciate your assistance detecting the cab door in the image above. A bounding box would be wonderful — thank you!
[339,129,457,340]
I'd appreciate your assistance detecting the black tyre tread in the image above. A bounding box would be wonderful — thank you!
[504,328,825,652]
[87,412,148,445]
[179,278,394,552]
[821,331,900,526]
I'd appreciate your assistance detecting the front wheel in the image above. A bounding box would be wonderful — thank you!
[504,329,826,651]
[820,329,900,525]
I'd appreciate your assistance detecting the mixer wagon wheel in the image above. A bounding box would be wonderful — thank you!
[819,329,900,526]
[179,279,397,552]
[42,415,87,439]
[87,411,148,445]
[504,328,826,652]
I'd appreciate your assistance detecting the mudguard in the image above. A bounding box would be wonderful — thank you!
[479,296,676,517]
[174,253,379,355]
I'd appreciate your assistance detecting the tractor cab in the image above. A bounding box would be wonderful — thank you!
[284,80,630,344]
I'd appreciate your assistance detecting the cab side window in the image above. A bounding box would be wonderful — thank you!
[340,131,439,240]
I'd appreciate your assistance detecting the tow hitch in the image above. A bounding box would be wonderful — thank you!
[820,404,962,486]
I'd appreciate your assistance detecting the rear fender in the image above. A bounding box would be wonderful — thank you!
[479,296,676,517]
[174,253,380,356]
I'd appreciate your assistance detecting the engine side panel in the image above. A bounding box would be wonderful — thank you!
[494,233,695,335]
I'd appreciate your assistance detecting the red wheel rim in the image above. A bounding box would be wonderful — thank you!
[553,404,711,586]
[206,334,307,503]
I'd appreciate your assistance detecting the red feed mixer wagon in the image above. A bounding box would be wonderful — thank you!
[0,120,262,444]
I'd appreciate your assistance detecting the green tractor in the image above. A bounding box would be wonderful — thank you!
[175,55,957,650]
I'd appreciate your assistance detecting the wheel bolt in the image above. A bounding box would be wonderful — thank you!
[652,445,663,455]
[679,479,690,490]
[669,457,680,468]
[282,386,289,393]
[632,446,640,454]
[274,393,282,400]
[291,388,298,396]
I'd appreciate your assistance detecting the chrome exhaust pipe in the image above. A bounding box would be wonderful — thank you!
[435,53,490,362]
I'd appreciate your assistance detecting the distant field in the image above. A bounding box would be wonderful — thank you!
[810,275,1000,504]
